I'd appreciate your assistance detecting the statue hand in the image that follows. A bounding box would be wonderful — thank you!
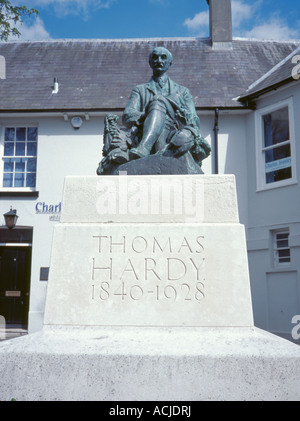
[175,109,187,125]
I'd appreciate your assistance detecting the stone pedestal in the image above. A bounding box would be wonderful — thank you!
[0,175,300,401]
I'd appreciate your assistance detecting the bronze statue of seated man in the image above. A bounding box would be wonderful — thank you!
[97,47,210,175]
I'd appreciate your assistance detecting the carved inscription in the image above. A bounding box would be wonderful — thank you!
[91,235,205,305]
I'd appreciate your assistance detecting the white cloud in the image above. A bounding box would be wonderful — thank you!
[243,16,299,40]
[183,10,208,36]
[18,0,115,17]
[183,10,209,35]
[231,0,254,28]
[8,17,51,41]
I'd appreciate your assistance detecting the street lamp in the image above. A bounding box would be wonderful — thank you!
[3,207,18,229]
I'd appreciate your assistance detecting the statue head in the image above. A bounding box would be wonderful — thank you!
[149,47,173,76]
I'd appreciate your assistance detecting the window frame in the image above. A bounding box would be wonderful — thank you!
[255,97,297,191]
[0,123,38,192]
[272,229,291,268]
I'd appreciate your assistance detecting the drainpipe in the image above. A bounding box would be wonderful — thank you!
[213,108,219,174]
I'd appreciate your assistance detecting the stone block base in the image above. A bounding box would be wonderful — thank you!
[0,326,300,401]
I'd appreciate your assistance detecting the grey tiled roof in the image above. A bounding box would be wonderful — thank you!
[238,46,300,101]
[0,37,299,111]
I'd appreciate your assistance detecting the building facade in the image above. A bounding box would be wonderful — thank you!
[0,0,299,340]
[239,51,300,339]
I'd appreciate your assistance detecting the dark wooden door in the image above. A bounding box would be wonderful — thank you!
[0,247,31,328]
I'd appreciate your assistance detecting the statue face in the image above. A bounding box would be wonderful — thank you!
[149,48,172,75]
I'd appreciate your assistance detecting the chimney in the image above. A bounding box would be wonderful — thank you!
[207,0,233,49]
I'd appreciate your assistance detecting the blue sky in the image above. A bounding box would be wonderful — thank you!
[12,0,300,41]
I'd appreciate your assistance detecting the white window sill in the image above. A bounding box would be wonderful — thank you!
[0,188,39,197]
[0,187,36,192]
[256,179,298,192]
[266,267,296,274]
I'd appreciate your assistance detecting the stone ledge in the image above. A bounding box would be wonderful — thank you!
[0,326,300,401]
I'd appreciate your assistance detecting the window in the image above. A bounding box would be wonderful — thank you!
[263,107,291,183]
[273,230,291,267]
[256,99,296,190]
[1,126,38,189]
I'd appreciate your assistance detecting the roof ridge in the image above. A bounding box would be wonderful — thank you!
[0,36,205,44]
[1,36,300,46]
[233,37,300,43]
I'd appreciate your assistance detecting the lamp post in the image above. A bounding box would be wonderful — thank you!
[3,207,18,229]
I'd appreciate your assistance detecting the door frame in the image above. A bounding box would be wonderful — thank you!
[0,227,33,331]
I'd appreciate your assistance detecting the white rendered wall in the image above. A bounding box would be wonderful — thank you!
[0,115,103,332]
[245,83,300,339]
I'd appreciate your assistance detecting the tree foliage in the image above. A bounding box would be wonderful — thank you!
[0,0,39,41]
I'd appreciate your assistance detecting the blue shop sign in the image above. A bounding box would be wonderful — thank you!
[36,202,61,214]
[265,157,291,173]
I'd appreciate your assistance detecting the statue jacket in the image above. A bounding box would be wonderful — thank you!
[122,76,200,131]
